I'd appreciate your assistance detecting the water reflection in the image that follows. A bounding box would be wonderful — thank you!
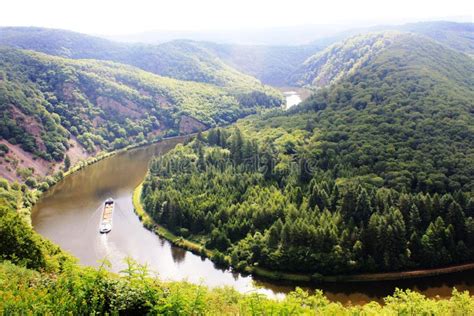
[284,91,302,109]
[170,246,187,264]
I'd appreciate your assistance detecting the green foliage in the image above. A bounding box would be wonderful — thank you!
[24,177,37,188]
[142,130,473,275]
[1,23,471,89]
[16,167,33,180]
[1,260,473,315]
[0,178,71,270]
[0,206,45,269]
[294,33,474,193]
[0,144,9,156]
[1,172,472,313]
[291,30,474,88]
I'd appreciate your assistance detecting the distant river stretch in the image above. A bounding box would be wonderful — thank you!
[284,91,302,109]
[32,136,474,305]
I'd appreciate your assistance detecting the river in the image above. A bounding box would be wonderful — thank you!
[284,91,302,109]
[32,137,474,305]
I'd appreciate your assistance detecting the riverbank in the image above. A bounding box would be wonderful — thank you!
[133,183,474,284]
[61,131,197,180]
[132,183,213,258]
[28,134,193,220]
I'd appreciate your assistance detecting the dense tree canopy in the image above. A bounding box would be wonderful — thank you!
[142,128,473,275]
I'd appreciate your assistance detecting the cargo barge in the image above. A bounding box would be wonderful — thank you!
[99,198,114,233]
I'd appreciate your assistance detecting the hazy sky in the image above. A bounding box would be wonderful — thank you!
[1,0,472,35]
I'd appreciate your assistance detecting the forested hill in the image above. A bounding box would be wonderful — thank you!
[291,27,473,87]
[394,21,474,55]
[265,32,474,193]
[2,23,470,88]
[211,21,474,86]
[290,32,399,87]
[0,47,281,181]
[0,27,272,90]
[141,33,474,276]
[202,21,473,86]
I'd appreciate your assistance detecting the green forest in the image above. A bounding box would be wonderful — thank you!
[141,33,474,276]
[0,47,281,162]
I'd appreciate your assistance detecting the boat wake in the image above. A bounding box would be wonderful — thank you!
[84,204,103,233]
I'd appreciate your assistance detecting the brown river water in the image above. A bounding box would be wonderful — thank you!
[32,137,474,305]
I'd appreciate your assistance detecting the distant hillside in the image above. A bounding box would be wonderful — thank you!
[0,47,281,181]
[199,21,474,87]
[305,21,474,55]
[291,26,474,88]
[290,32,399,87]
[2,22,471,89]
[199,42,324,86]
[0,27,326,87]
[187,21,474,86]
[293,22,473,87]
[0,27,273,90]
[397,21,474,55]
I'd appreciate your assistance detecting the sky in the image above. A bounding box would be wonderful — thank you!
[1,0,472,35]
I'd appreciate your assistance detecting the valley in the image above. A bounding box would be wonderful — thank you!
[1,18,473,314]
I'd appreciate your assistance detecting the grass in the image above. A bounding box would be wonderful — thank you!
[132,183,154,229]
[2,260,473,314]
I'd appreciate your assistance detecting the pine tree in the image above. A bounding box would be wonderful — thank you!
[330,184,340,211]
[354,188,373,224]
[64,154,71,171]
[420,217,451,266]
[309,185,328,211]
[383,208,408,269]
[466,198,474,218]
[230,128,244,165]
[266,225,281,249]
[340,188,357,217]
[446,201,466,240]
[408,204,422,234]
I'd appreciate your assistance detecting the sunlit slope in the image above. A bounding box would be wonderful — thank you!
[291,32,400,87]
[0,47,281,162]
